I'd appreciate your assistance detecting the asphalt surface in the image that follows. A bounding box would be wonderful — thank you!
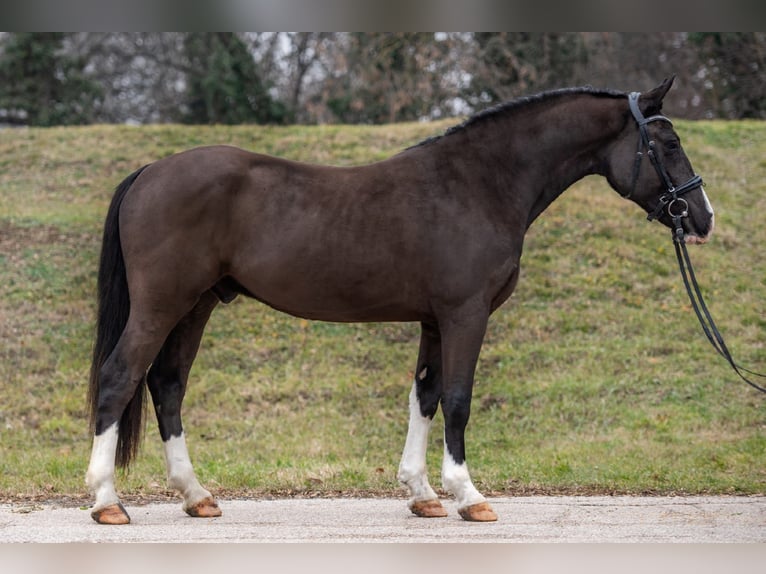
[2,495,765,542]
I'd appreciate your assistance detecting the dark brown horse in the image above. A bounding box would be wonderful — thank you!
[86,78,714,524]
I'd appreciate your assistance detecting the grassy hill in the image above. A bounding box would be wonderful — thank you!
[0,119,764,502]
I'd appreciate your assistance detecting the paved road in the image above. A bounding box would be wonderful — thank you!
[1,495,765,542]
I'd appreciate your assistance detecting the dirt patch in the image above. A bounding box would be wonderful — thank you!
[0,219,94,257]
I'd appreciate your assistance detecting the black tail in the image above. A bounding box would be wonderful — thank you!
[88,165,150,468]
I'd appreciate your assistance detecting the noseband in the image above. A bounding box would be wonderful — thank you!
[626,92,703,234]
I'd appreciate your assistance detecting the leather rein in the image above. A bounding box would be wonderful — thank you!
[628,91,766,394]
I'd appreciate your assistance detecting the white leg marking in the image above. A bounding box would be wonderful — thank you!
[441,446,486,510]
[85,423,120,512]
[397,383,439,503]
[163,433,213,510]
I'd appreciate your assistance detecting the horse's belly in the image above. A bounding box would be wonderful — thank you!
[248,286,427,323]
[234,262,429,323]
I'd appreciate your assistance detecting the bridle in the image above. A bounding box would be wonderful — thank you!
[626,91,703,230]
[626,91,766,394]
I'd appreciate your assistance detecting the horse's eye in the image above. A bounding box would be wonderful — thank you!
[666,139,680,151]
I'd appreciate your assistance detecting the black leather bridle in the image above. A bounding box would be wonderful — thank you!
[628,92,766,394]
[626,91,703,227]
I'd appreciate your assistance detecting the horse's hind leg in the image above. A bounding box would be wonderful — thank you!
[87,302,194,524]
[397,322,448,518]
[86,420,125,524]
[146,290,221,518]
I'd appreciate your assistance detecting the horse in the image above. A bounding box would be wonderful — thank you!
[86,77,714,524]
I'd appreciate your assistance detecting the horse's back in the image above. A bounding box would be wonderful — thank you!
[117,143,518,323]
[116,145,427,320]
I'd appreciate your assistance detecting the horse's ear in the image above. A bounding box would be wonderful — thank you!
[640,76,675,115]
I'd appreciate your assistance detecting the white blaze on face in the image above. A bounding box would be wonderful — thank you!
[687,186,715,244]
[701,186,713,213]
[701,186,715,229]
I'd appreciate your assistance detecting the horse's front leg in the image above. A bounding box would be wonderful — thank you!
[438,304,498,522]
[398,322,447,517]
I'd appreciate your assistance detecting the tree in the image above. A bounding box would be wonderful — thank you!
[0,32,101,126]
[467,33,588,106]
[3,33,766,125]
[276,32,334,124]
[181,32,286,125]
[311,33,458,124]
[64,33,189,124]
[688,33,766,119]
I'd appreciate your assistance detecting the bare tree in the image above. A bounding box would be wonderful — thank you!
[687,32,766,119]
[298,32,466,124]
[65,33,188,124]
[5,32,766,125]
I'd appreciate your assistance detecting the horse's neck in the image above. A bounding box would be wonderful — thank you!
[495,97,624,226]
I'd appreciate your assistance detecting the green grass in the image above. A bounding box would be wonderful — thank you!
[0,119,764,503]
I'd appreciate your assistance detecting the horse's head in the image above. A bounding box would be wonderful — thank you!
[604,77,714,244]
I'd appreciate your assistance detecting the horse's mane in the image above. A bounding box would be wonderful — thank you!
[408,86,626,150]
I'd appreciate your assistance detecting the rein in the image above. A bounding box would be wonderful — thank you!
[672,225,766,394]
[628,92,766,394]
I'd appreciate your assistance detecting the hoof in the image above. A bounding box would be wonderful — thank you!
[409,498,448,518]
[185,496,222,518]
[91,502,131,525]
[458,501,498,522]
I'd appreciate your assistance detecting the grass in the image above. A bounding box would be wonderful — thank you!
[0,118,764,503]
